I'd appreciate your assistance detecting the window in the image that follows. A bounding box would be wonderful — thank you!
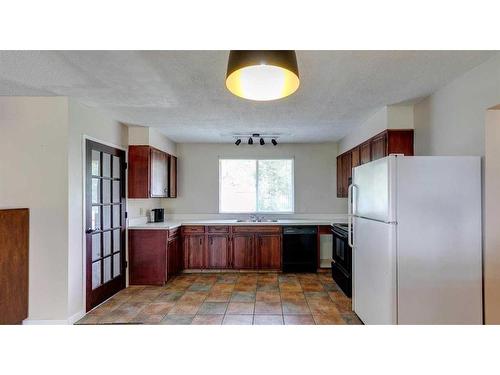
[219,159,294,213]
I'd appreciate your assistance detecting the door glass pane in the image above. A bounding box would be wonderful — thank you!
[103,231,111,256]
[92,151,100,176]
[92,234,101,261]
[102,153,111,177]
[92,206,101,230]
[113,205,120,227]
[92,261,101,289]
[112,155,120,179]
[104,257,112,283]
[112,181,121,202]
[102,179,111,203]
[113,229,121,253]
[113,253,121,278]
[92,178,101,204]
[103,206,111,229]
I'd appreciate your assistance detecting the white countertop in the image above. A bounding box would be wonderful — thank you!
[127,218,346,230]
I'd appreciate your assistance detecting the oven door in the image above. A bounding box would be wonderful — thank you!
[331,227,351,276]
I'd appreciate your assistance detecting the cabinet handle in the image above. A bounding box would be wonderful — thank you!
[199,237,202,246]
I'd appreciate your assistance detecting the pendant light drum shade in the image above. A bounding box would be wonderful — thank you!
[226,51,300,101]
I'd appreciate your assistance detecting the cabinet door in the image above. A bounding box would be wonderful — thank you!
[256,234,281,270]
[150,148,169,197]
[184,235,205,269]
[129,230,167,285]
[232,234,254,269]
[342,152,352,197]
[371,133,387,160]
[351,147,360,168]
[336,156,343,197]
[360,141,371,164]
[128,146,150,198]
[167,237,179,280]
[207,235,229,268]
[169,155,177,198]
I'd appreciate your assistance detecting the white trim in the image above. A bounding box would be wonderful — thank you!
[23,310,84,325]
[23,319,69,325]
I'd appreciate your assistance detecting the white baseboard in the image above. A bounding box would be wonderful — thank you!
[23,311,85,325]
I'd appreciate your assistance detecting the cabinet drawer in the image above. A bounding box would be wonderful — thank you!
[232,226,281,234]
[168,227,180,239]
[182,226,205,234]
[207,225,229,233]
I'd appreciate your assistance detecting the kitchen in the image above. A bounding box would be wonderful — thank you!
[0,50,497,328]
[2,2,500,372]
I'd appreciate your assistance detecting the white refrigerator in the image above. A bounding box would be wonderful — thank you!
[349,155,482,324]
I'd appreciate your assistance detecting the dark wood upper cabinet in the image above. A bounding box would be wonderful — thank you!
[351,146,360,168]
[128,145,150,198]
[169,155,177,198]
[0,208,29,324]
[370,133,387,160]
[150,148,169,198]
[232,234,254,269]
[336,129,414,197]
[128,145,177,199]
[255,234,281,270]
[387,129,414,156]
[207,235,230,269]
[360,141,371,165]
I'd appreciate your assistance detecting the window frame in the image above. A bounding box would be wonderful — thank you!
[218,158,295,214]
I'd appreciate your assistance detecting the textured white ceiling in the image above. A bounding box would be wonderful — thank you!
[0,50,494,142]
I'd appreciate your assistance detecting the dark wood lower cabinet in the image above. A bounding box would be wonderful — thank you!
[255,234,281,270]
[129,229,183,285]
[131,226,285,280]
[129,230,167,286]
[232,234,255,269]
[207,235,230,268]
[184,235,205,269]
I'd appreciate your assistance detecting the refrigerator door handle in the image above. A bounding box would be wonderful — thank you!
[348,184,356,248]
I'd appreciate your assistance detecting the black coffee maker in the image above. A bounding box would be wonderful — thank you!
[151,208,164,223]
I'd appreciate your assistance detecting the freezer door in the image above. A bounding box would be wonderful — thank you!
[353,217,397,324]
[352,156,396,223]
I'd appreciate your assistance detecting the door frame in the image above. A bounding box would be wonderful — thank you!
[82,135,127,313]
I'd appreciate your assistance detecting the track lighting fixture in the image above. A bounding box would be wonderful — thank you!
[233,134,279,146]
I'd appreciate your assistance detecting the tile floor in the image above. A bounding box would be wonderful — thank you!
[76,272,362,325]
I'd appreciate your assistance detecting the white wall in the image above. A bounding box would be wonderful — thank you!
[414,53,500,157]
[67,99,128,320]
[485,109,500,324]
[162,142,346,216]
[339,105,414,153]
[0,97,69,321]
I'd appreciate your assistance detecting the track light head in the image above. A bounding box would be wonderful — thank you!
[271,139,278,146]
[260,138,265,145]
[235,139,241,146]
[248,137,253,145]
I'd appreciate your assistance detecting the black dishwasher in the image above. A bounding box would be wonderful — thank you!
[282,226,318,273]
